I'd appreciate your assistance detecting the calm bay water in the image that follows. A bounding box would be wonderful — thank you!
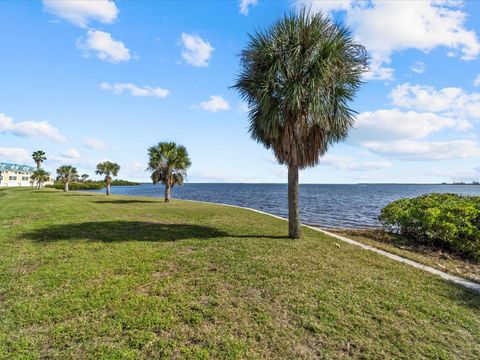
[91,183,480,229]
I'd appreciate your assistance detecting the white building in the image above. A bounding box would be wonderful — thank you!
[0,162,53,187]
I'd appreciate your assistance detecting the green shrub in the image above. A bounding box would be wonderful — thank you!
[46,182,104,190]
[379,193,480,260]
[110,179,140,186]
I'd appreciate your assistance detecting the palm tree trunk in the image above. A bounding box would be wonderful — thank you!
[106,183,111,195]
[164,183,171,202]
[288,164,301,239]
[64,182,69,192]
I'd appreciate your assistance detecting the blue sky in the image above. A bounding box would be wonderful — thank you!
[1,0,480,183]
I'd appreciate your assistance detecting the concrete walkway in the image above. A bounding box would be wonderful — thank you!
[189,199,480,293]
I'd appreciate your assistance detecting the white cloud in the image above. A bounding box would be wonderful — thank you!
[0,113,65,143]
[411,61,426,74]
[390,83,480,119]
[321,154,392,171]
[100,82,169,98]
[364,139,480,160]
[0,147,30,163]
[197,95,230,112]
[77,30,130,63]
[351,109,468,143]
[83,137,107,150]
[61,148,80,159]
[43,0,118,28]
[350,108,478,161]
[181,33,214,67]
[239,0,257,15]
[299,0,480,80]
[474,75,480,87]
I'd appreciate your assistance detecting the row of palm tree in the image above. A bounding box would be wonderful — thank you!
[31,143,189,200]
[27,11,365,239]
[55,162,121,194]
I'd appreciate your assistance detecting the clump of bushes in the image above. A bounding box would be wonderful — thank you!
[47,182,104,190]
[110,179,140,186]
[379,193,480,260]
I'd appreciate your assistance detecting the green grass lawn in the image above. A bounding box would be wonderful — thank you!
[1,188,479,359]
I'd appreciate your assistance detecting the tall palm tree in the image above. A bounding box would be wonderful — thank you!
[96,161,120,195]
[32,150,47,170]
[31,169,50,190]
[56,165,78,192]
[81,174,89,183]
[234,10,367,238]
[147,142,191,202]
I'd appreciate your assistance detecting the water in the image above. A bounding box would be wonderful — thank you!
[89,183,480,229]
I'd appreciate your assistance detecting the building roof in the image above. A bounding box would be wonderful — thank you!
[0,162,35,172]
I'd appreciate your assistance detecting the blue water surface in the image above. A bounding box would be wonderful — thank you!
[89,183,480,229]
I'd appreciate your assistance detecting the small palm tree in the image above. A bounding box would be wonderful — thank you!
[31,169,50,190]
[147,142,191,202]
[56,165,78,192]
[81,174,89,183]
[32,150,47,170]
[96,161,120,195]
[234,10,367,238]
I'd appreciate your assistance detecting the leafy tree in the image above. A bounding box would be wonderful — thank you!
[56,165,78,192]
[233,10,367,238]
[32,150,47,170]
[81,174,89,183]
[30,169,50,190]
[147,142,191,202]
[96,161,120,195]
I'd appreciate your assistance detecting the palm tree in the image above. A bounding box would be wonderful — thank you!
[31,169,50,190]
[81,174,89,183]
[233,10,367,238]
[32,150,47,170]
[147,142,191,202]
[96,161,120,195]
[56,165,78,192]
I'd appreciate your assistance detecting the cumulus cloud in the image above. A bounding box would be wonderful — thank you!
[474,75,480,87]
[298,0,480,80]
[77,30,130,63]
[197,95,230,112]
[0,147,30,163]
[410,61,426,74]
[99,82,169,98]
[321,154,392,171]
[0,113,65,143]
[83,137,107,150]
[61,148,80,159]
[239,0,257,15]
[350,108,478,161]
[351,109,468,143]
[43,0,118,27]
[364,139,480,160]
[181,33,214,67]
[390,83,480,119]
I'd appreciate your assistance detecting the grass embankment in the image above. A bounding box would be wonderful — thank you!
[0,188,479,359]
[334,229,480,283]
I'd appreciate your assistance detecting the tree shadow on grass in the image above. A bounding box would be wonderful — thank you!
[93,200,159,204]
[23,221,230,243]
[22,221,290,243]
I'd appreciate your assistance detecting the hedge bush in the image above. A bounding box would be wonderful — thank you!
[46,182,104,190]
[379,193,480,260]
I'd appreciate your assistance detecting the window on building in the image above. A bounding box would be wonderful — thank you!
[9,176,17,181]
